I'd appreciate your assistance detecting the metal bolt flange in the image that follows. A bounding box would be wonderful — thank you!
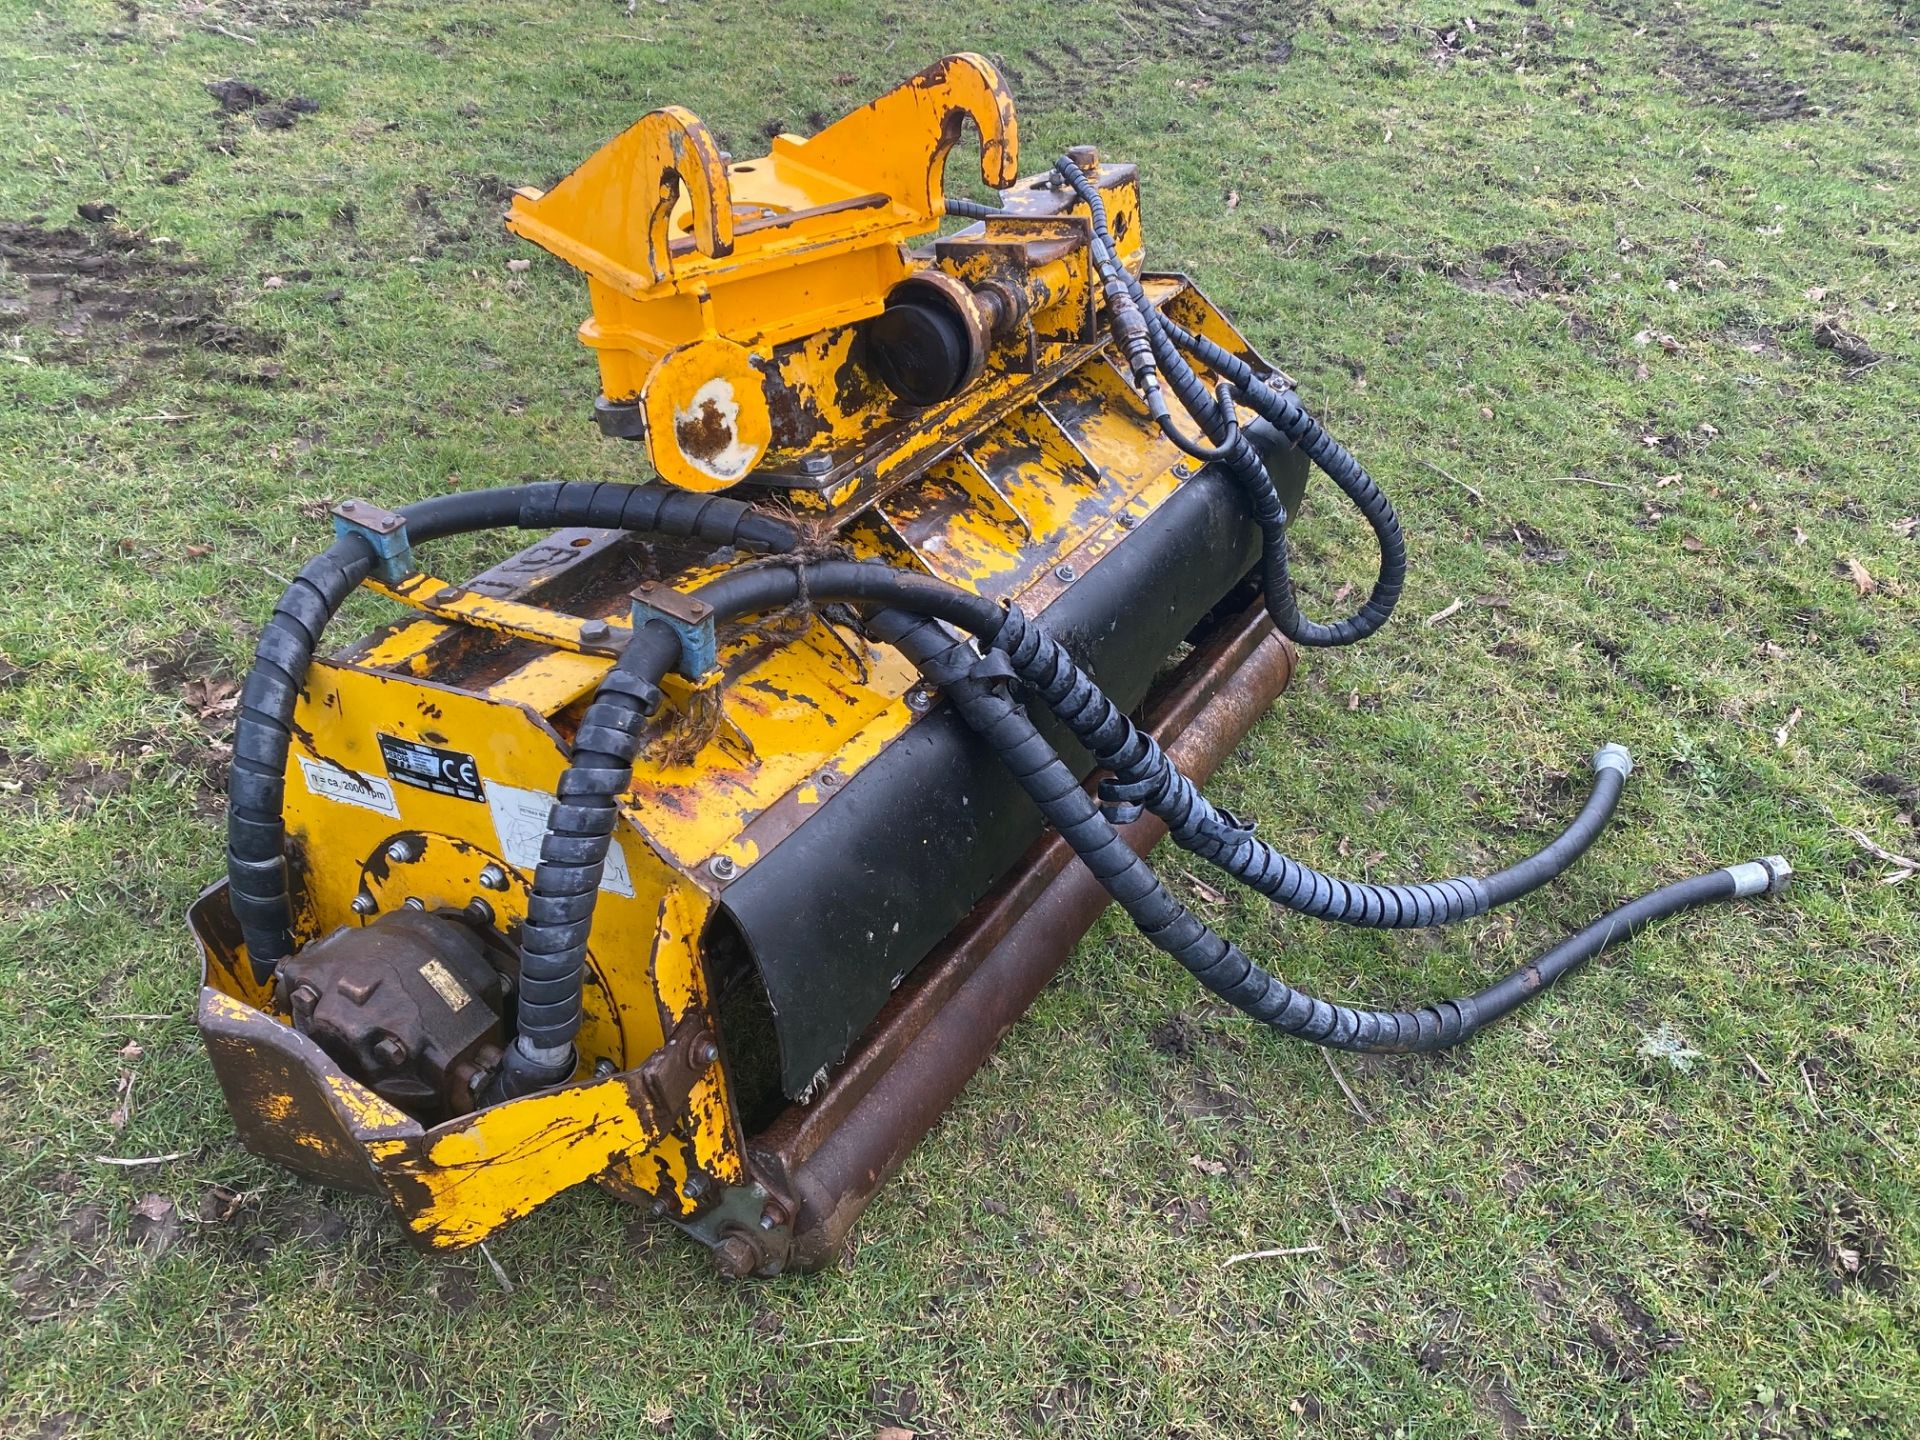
[707,855,739,882]
[1054,564,1077,583]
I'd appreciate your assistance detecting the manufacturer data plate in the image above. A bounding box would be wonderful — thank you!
[377,733,486,802]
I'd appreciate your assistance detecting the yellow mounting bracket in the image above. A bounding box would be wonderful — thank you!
[508,53,1019,492]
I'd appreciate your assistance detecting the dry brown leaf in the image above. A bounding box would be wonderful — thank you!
[131,1193,181,1253]
[1773,707,1802,748]
[1226,189,1240,210]
[874,1429,916,1440]
[1845,557,1876,596]
[183,676,240,722]
[183,543,212,559]
[1681,534,1704,552]
[1893,516,1917,539]
[109,1071,136,1131]
[1189,1155,1230,1177]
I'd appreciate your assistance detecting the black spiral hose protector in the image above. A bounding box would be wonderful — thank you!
[226,480,799,979]
[1053,154,1407,648]
[865,601,1788,1052]
[986,604,1633,928]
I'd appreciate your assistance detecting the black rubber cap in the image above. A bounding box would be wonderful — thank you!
[866,298,971,407]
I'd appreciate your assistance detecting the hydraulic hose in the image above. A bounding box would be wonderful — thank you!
[867,601,1789,1052]
[499,617,681,1095]
[987,603,1632,927]
[1053,153,1407,648]
[226,480,799,978]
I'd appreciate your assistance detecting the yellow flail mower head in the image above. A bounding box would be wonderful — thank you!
[192,55,1788,1276]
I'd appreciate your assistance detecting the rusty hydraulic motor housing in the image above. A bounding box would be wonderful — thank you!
[190,54,1310,1274]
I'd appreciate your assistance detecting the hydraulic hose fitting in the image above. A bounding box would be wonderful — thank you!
[1723,855,1794,897]
[1593,742,1634,777]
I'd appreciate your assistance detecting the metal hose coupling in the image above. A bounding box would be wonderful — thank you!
[1723,854,1794,897]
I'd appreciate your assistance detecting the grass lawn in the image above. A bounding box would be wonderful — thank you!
[2,0,1916,1434]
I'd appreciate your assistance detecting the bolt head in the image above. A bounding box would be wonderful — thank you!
[386,839,416,863]
[478,864,509,891]
[290,982,320,1012]
[1117,512,1139,529]
[905,687,933,713]
[1054,564,1077,583]
[713,1233,760,1279]
[350,891,377,916]
[682,1174,708,1200]
[465,896,495,926]
[579,618,611,643]
[373,1036,408,1070]
[1172,462,1194,478]
[802,454,834,476]
[707,855,738,882]
[693,1038,720,1068]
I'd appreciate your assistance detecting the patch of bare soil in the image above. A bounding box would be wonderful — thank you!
[208,0,366,29]
[1451,239,1583,301]
[0,218,278,366]
[1594,2,1817,120]
[998,0,1304,114]
[1798,1187,1902,1295]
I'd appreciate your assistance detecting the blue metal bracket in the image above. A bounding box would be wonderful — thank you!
[331,499,416,585]
[631,580,718,679]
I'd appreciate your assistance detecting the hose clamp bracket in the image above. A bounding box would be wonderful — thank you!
[632,581,718,679]
[331,499,415,585]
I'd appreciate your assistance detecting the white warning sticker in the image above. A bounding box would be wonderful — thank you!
[485,781,635,897]
[298,756,401,818]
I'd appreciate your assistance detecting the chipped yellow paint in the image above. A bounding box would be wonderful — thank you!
[393,1073,671,1248]
[371,573,628,656]
[323,1073,412,1131]
[194,54,1286,1253]
[509,54,1017,491]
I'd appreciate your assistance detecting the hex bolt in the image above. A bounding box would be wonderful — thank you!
[649,1197,671,1218]
[433,585,462,605]
[758,1208,781,1232]
[682,1173,709,1201]
[1117,512,1139,529]
[478,864,509,891]
[593,1057,616,1079]
[905,686,934,713]
[386,839,418,864]
[713,1233,760,1279]
[289,982,320,1015]
[579,618,611,643]
[1066,144,1099,172]
[402,896,425,911]
[1054,564,1077,583]
[373,1036,408,1070]
[693,1037,720,1068]
[465,896,495,926]
[802,454,834,477]
[708,855,739,882]
[350,891,378,917]
[1172,462,1194,479]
